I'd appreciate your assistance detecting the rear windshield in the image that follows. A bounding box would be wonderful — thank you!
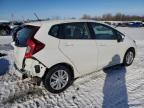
[14,25,39,47]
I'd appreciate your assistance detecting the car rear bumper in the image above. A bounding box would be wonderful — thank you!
[14,58,47,78]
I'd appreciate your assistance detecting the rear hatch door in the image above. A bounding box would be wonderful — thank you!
[12,25,40,69]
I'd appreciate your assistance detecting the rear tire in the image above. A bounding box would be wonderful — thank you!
[123,49,135,66]
[43,65,73,93]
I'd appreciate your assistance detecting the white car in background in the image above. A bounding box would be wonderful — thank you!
[12,20,136,93]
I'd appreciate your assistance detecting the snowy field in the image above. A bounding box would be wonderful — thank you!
[0,27,144,108]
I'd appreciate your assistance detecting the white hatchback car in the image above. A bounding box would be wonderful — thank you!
[12,20,136,93]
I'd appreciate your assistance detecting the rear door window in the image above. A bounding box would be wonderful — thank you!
[61,23,90,39]
[14,25,39,47]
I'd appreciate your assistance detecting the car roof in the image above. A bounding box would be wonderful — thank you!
[25,19,119,31]
[25,19,105,26]
[25,19,122,34]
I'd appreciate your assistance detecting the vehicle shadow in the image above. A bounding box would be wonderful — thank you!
[102,55,129,108]
[0,58,10,75]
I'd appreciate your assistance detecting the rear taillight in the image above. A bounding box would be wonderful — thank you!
[24,38,45,58]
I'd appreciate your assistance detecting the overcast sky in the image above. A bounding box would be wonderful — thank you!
[0,0,144,21]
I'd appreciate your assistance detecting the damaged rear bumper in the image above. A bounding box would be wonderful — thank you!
[14,58,47,78]
[14,63,24,77]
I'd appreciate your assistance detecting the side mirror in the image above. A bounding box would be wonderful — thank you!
[117,34,123,42]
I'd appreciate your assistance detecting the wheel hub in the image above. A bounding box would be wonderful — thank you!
[126,51,134,65]
[50,70,69,90]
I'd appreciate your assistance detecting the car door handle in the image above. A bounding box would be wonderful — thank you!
[98,44,105,46]
[64,43,74,46]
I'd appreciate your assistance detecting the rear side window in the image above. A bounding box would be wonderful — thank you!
[49,25,59,38]
[62,23,90,39]
[14,25,39,47]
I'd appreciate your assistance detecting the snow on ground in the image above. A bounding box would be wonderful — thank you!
[0,27,144,108]
[0,36,12,44]
[117,27,144,40]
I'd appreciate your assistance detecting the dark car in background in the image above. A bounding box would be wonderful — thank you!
[0,21,23,36]
[129,21,143,27]
[0,22,11,36]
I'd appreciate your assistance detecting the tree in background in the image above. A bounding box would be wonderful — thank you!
[81,13,144,21]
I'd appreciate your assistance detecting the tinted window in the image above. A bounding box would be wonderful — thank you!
[49,25,59,38]
[62,23,90,39]
[14,25,39,47]
[91,23,116,40]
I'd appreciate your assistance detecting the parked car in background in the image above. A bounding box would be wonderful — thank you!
[129,21,143,27]
[10,21,23,29]
[0,20,23,36]
[142,22,144,27]
[0,21,11,36]
[117,22,129,27]
[12,20,136,93]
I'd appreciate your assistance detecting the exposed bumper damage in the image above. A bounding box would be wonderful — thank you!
[14,58,47,78]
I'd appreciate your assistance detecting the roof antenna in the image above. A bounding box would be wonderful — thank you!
[33,13,41,21]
